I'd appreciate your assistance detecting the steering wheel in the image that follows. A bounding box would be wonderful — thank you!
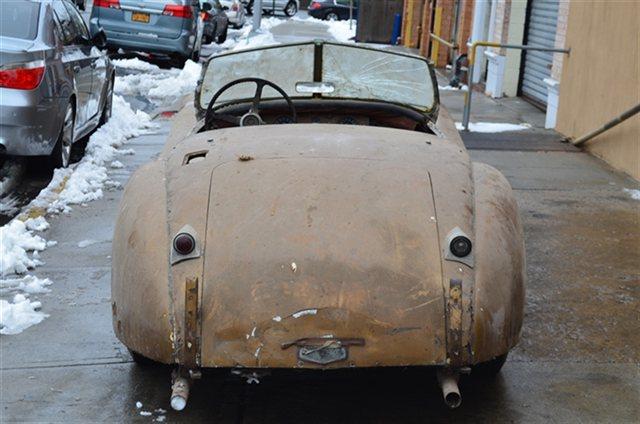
[205,78,297,128]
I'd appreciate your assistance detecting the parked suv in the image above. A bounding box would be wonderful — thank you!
[89,0,208,66]
[0,0,115,168]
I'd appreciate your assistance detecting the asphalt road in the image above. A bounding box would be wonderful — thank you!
[1,5,639,424]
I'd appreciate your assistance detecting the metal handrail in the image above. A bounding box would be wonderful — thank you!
[572,103,640,146]
[430,33,458,50]
[461,41,571,131]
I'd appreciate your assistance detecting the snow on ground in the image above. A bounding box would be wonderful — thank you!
[0,95,154,334]
[439,84,468,92]
[455,122,532,133]
[115,60,202,99]
[0,294,47,335]
[623,188,640,200]
[293,15,356,42]
[112,57,161,72]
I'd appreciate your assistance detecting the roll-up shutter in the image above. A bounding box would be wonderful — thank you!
[521,0,559,105]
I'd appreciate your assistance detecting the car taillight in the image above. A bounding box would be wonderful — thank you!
[0,61,45,90]
[93,0,121,9]
[163,4,194,18]
[310,2,322,10]
[231,3,239,11]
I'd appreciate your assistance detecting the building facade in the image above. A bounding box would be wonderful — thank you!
[401,0,639,180]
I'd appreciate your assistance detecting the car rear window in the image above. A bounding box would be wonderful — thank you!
[0,1,40,40]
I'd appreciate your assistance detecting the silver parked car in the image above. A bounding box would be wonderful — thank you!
[220,0,246,28]
[89,0,208,66]
[244,0,299,17]
[0,0,115,169]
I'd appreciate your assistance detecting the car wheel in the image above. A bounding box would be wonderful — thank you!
[246,0,253,14]
[284,1,297,17]
[191,48,200,63]
[217,26,228,44]
[472,353,508,379]
[325,11,339,21]
[49,103,74,170]
[99,77,114,126]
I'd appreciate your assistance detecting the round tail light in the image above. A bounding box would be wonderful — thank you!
[450,236,472,258]
[173,233,196,255]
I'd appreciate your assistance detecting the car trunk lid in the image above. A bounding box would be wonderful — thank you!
[199,156,447,368]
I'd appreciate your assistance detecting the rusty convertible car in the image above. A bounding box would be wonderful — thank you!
[112,41,525,410]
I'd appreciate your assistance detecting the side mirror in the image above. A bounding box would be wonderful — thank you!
[91,29,108,49]
[201,2,212,11]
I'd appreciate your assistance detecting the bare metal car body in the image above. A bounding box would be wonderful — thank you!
[112,41,525,410]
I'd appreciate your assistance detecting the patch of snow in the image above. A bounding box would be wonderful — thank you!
[272,315,282,322]
[455,122,532,133]
[115,60,202,99]
[623,188,640,200]
[77,239,98,248]
[155,416,166,423]
[110,160,124,169]
[136,401,143,409]
[140,411,152,417]
[0,218,47,276]
[0,294,48,335]
[0,275,52,295]
[439,84,468,92]
[112,57,160,72]
[293,15,356,43]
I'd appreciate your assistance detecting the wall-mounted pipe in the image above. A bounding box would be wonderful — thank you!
[572,103,640,147]
[461,42,571,131]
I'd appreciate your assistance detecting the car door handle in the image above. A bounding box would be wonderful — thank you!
[73,65,81,73]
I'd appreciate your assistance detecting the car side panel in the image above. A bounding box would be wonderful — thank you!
[471,162,526,363]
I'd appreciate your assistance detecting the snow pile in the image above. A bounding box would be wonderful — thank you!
[623,188,640,200]
[0,219,48,276]
[115,60,202,99]
[229,17,284,51]
[0,275,52,295]
[30,95,154,214]
[112,57,161,72]
[293,15,356,42]
[455,122,532,133]
[0,294,48,335]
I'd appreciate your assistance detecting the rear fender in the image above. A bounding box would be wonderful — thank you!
[472,163,525,363]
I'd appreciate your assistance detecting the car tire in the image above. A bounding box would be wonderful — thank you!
[284,1,297,17]
[99,77,114,126]
[246,0,253,14]
[472,353,508,379]
[49,103,75,170]
[191,48,200,63]
[217,26,228,44]
[325,11,339,21]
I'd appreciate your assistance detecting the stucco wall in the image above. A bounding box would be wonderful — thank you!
[555,1,639,180]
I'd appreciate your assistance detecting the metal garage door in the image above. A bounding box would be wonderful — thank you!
[521,0,559,105]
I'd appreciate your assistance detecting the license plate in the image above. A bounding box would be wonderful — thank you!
[132,12,150,23]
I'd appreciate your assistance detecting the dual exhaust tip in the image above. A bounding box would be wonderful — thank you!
[169,368,463,411]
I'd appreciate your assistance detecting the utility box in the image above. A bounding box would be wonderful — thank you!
[356,0,404,43]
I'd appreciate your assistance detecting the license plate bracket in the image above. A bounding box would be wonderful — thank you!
[132,12,150,23]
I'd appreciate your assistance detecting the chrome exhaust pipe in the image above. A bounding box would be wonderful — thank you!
[170,375,190,411]
[437,369,462,409]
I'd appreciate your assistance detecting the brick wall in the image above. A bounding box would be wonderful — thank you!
[456,0,475,55]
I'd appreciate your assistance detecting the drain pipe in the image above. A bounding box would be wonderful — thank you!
[437,369,462,409]
[572,103,640,147]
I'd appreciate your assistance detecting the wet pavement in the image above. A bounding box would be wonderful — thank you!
[1,10,639,424]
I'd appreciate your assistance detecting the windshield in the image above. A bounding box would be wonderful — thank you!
[199,42,436,112]
[0,1,40,40]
